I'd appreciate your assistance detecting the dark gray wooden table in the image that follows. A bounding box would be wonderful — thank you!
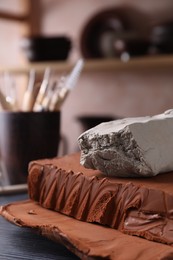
[0,193,79,260]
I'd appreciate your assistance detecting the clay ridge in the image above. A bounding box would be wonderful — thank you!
[28,163,173,246]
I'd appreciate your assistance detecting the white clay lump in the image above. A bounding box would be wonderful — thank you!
[78,109,173,177]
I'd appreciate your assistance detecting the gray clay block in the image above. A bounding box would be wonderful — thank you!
[78,109,173,177]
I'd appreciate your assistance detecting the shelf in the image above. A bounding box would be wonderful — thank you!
[83,55,173,71]
[0,11,28,22]
[0,55,173,75]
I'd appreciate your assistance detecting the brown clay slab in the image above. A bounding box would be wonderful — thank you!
[1,199,173,260]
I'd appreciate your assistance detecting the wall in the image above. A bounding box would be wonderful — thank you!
[59,68,173,154]
[36,0,173,154]
[0,0,173,154]
[40,0,173,63]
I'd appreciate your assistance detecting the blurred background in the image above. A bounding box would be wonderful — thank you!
[0,0,173,153]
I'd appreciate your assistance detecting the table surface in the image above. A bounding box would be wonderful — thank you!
[0,193,79,260]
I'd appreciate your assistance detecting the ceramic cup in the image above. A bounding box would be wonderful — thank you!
[0,111,61,185]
